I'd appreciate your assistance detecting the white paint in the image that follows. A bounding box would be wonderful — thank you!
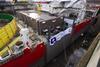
[42,21,46,24]
[50,27,72,45]
[5,0,13,2]
[29,13,40,19]
[64,18,74,27]
[0,56,3,60]
[31,0,71,2]
[17,0,28,2]
[20,28,32,48]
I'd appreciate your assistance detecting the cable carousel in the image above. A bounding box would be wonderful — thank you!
[0,13,46,67]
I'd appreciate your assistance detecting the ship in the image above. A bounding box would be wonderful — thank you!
[0,0,100,67]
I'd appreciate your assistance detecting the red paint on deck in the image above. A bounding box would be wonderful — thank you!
[1,43,46,67]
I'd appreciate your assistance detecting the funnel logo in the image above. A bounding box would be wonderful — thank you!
[50,37,57,45]
[50,27,72,45]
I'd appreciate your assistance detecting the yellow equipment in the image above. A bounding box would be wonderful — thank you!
[0,13,17,50]
[0,37,20,56]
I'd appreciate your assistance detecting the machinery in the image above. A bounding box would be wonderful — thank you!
[33,0,86,14]
[0,0,33,13]
[0,13,46,67]
[16,0,100,65]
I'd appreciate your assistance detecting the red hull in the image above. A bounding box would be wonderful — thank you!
[1,43,46,67]
[74,18,91,33]
[0,18,93,67]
